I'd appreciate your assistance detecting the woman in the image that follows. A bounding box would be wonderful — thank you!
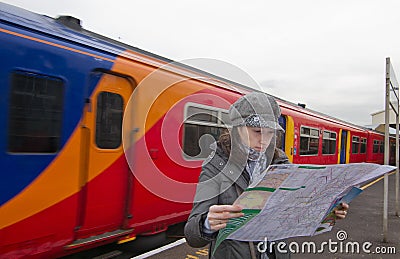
[184,92,348,259]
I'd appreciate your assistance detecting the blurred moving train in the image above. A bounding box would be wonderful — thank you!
[0,3,395,258]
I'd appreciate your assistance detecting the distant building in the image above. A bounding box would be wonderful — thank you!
[370,109,399,134]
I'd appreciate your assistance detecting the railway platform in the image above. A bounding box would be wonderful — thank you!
[139,173,400,259]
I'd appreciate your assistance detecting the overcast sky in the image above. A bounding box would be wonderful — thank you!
[3,0,400,126]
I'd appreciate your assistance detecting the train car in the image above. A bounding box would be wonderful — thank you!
[389,136,396,165]
[276,100,391,166]
[366,130,385,164]
[0,3,395,258]
[0,4,249,258]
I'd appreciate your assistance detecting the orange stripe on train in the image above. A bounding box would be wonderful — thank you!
[0,51,211,229]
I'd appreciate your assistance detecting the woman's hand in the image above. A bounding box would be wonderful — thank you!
[334,202,349,219]
[207,205,244,231]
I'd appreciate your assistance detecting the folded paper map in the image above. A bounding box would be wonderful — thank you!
[214,163,396,251]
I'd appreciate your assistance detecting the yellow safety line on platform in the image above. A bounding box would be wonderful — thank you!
[361,170,397,190]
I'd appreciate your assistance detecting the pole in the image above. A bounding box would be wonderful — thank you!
[396,111,399,217]
[383,57,390,242]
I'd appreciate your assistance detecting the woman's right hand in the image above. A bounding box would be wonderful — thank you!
[207,205,244,231]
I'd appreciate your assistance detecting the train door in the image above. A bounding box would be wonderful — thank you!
[279,114,295,162]
[75,72,133,241]
[340,130,348,164]
[278,115,286,151]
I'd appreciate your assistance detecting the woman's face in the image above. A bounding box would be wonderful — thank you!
[238,126,275,152]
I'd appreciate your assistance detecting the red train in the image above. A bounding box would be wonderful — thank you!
[278,99,393,165]
[0,3,394,258]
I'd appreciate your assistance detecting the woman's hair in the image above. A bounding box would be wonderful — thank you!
[218,127,247,166]
[218,128,233,156]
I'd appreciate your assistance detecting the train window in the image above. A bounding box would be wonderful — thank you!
[183,103,230,160]
[352,136,360,154]
[373,140,380,153]
[390,140,396,155]
[95,92,123,149]
[186,106,218,123]
[8,72,64,153]
[299,126,319,155]
[379,141,384,153]
[360,138,367,153]
[183,124,224,158]
[322,130,336,155]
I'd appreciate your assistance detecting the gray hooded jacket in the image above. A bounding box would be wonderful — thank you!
[184,145,291,259]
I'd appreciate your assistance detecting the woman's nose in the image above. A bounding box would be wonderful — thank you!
[260,136,272,145]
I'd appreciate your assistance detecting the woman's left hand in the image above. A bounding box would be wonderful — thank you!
[334,202,349,219]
